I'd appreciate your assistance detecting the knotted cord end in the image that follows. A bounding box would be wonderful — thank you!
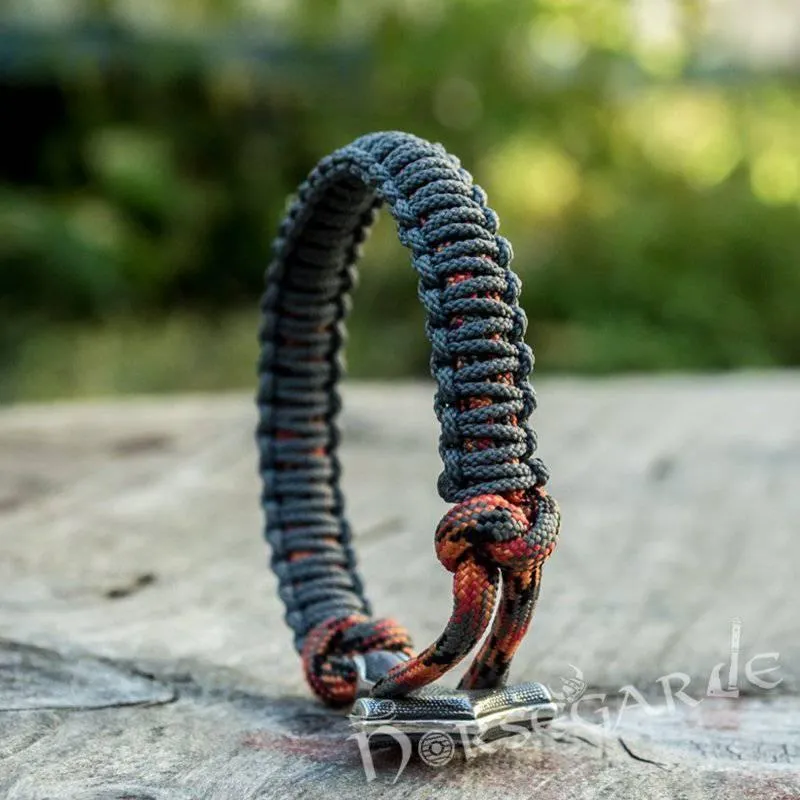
[436,488,559,574]
[371,487,559,698]
[301,614,413,707]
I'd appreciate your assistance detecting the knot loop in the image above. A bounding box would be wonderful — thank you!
[436,489,558,574]
[372,487,559,698]
[301,614,413,707]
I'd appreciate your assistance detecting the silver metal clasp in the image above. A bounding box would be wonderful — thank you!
[349,679,557,746]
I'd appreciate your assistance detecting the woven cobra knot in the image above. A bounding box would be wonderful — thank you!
[301,614,413,707]
[435,487,559,575]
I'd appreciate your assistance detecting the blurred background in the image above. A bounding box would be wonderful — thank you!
[1,0,799,402]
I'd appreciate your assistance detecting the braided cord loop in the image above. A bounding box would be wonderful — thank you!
[257,131,559,706]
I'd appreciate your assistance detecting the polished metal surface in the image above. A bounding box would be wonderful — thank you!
[352,651,411,698]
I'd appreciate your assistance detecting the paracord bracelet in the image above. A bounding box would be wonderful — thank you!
[256,132,560,721]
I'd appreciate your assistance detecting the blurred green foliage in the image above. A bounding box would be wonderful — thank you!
[1,0,799,400]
